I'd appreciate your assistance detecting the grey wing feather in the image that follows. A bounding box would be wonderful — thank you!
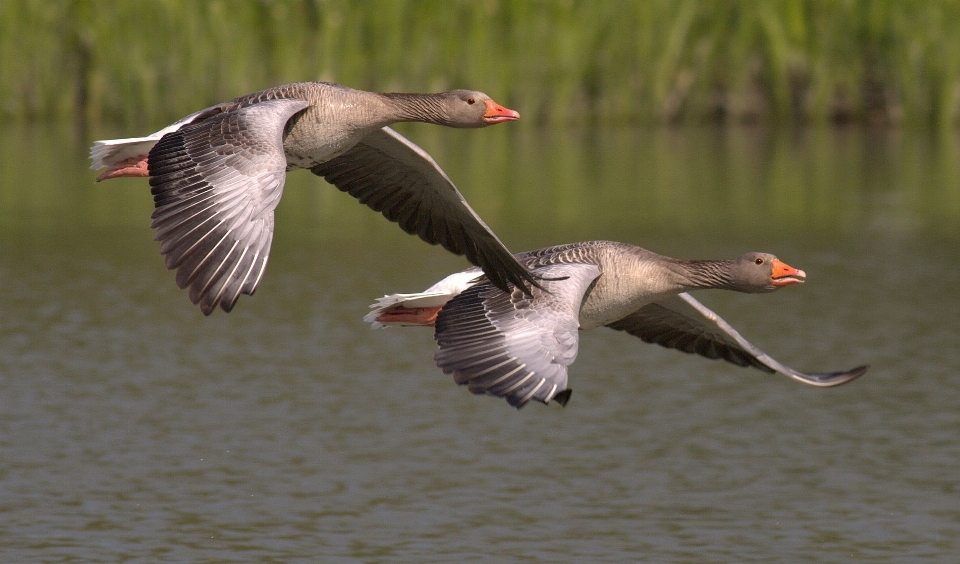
[147,98,309,315]
[606,293,868,387]
[311,127,538,295]
[434,263,601,408]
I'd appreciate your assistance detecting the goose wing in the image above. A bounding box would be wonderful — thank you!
[606,293,868,387]
[311,127,538,295]
[147,98,310,315]
[434,263,601,408]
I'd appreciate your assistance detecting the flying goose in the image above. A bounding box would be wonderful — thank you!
[91,81,535,314]
[366,240,869,408]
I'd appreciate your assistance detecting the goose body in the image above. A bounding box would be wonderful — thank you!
[366,241,869,408]
[90,81,532,314]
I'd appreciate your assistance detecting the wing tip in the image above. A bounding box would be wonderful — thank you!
[841,364,870,382]
[552,388,573,406]
[800,364,870,387]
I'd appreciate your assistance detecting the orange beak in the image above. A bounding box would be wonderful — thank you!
[771,259,806,287]
[483,99,520,124]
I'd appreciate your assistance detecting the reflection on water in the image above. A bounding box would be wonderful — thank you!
[1,124,959,561]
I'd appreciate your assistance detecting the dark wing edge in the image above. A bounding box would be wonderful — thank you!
[147,98,309,314]
[434,263,601,408]
[607,293,868,387]
[311,126,541,296]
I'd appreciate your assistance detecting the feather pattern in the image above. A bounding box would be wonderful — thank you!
[311,128,538,294]
[434,263,601,407]
[147,98,309,314]
[607,293,869,386]
[607,295,771,371]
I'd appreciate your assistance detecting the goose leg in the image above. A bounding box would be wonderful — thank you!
[96,156,149,181]
[375,306,442,326]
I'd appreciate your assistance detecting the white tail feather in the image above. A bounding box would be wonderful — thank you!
[89,108,207,169]
[90,137,161,169]
[364,268,483,329]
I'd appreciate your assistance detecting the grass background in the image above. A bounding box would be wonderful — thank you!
[4,0,960,128]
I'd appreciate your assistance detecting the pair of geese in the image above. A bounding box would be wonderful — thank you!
[91,81,868,408]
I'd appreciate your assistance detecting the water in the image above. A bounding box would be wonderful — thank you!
[1,123,959,562]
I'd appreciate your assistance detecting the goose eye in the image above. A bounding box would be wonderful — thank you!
[467,97,476,105]
[755,258,764,265]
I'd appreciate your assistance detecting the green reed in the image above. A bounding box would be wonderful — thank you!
[4,0,960,127]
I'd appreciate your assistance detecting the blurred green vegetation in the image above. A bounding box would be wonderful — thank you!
[4,0,960,127]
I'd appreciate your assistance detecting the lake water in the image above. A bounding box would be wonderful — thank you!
[1,123,959,562]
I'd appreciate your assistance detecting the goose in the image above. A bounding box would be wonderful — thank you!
[90,81,536,314]
[365,240,869,408]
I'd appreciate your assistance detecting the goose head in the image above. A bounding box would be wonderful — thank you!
[442,90,520,127]
[729,252,806,293]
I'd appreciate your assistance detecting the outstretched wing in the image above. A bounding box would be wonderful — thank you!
[434,263,601,408]
[311,127,539,295]
[147,98,309,315]
[606,293,868,386]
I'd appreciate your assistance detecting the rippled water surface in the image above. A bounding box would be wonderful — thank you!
[1,124,959,562]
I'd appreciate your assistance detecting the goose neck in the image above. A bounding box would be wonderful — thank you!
[379,92,451,125]
[672,259,737,291]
